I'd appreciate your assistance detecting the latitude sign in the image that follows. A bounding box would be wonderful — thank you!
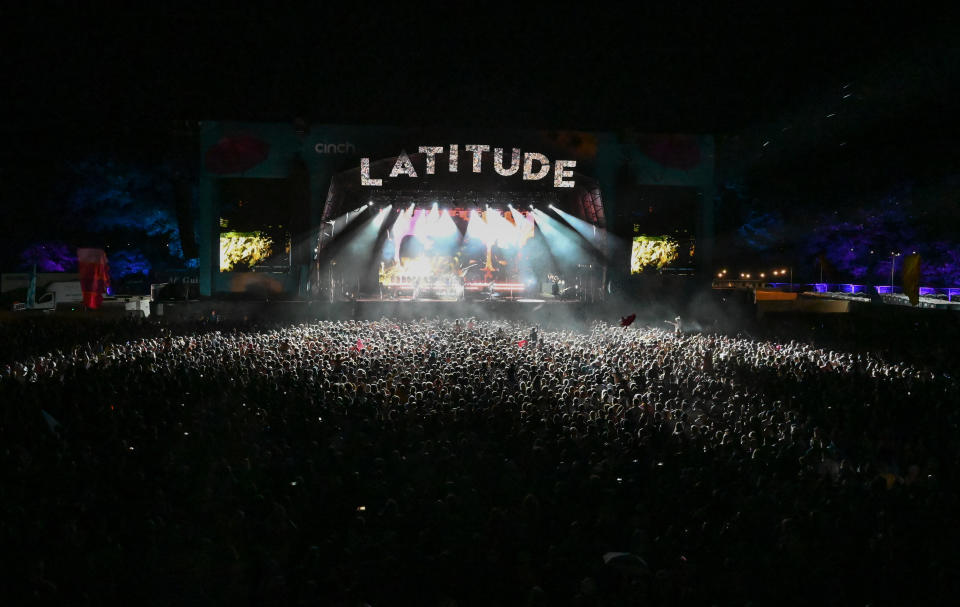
[360,145,577,188]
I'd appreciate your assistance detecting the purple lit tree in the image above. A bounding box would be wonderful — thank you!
[925,243,960,285]
[806,188,960,285]
[19,241,76,272]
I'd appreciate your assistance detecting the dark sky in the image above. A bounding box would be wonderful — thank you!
[3,7,951,132]
[0,6,957,269]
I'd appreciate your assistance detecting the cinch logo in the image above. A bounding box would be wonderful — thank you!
[314,142,356,154]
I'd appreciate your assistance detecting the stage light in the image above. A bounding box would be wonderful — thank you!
[372,204,392,228]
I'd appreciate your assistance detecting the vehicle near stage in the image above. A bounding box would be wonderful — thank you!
[11,281,83,311]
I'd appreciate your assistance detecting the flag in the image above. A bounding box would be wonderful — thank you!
[77,248,110,309]
[517,339,528,348]
[902,253,921,307]
[26,264,37,309]
[620,314,636,327]
[42,410,61,435]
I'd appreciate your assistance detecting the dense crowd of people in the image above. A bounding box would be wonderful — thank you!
[2,315,958,605]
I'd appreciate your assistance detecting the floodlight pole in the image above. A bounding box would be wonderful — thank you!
[890,254,894,291]
[327,220,336,302]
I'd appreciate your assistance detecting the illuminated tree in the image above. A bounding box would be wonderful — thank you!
[19,241,76,272]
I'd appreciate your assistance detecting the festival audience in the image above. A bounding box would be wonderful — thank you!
[2,317,958,605]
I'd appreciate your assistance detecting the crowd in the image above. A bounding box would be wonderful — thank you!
[2,316,958,605]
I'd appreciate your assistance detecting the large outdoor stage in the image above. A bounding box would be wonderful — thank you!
[198,123,717,298]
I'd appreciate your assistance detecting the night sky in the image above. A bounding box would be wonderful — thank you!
[1,7,957,271]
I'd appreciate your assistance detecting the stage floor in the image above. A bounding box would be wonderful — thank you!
[353,297,573,304]
[155,296,605,323]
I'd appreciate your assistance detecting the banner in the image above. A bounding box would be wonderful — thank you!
[77,248,110,309]
[902,253,921,307]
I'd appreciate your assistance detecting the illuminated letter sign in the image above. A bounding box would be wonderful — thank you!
[419,146,443,175]
[360,144,575,188]
[389,151,418,178]
[449,144,459,172]
[553,159,577,187]
[360,158,381,186]
[494,147,520,176]
[464,144,490,173]
[522,152,550,181]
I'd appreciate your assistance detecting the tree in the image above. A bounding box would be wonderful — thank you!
[19,241,76,272]
[65,158,196,272]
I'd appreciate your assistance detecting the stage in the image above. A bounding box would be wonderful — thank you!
[152,296,604,324]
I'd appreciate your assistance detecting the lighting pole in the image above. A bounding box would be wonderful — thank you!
[890,252,900,291]
[326,220,336,301]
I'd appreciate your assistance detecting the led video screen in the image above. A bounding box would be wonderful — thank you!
[630,235,695,274]
[377,207,538,296]
[219,231,274,272]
